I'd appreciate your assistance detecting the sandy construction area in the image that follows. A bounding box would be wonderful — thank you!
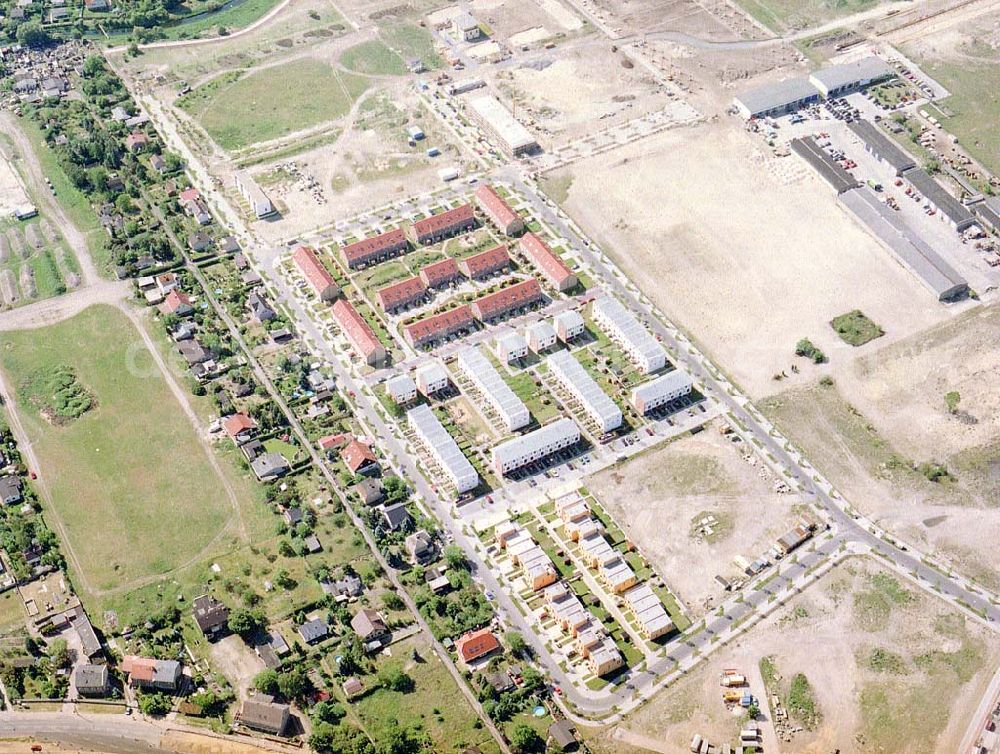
[0,151,31,217]
[554,119,953,398]
[589,420,805,616]
[584,557,1000,754]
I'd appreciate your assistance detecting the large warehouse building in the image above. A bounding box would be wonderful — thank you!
[492,417,580,476]
[467,95,539,156]
[808,56,895,98]
[547,350,622,434]
[408,404,479,494]
[454,347,530,431]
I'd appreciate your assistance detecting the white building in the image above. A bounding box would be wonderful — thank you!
[547,350,622,434]
[630,370,693,414]
[492,417,580,475]
[553,310,585,342]
[495,331,529,363]
[415,361,450,396]
[466,95,538,157]
[385,374,417,405]
[454,347,530,432]
[408,404,479,494]
[452,12,480,41]
[525,321,557,353]
[235,173,275,219]
[591,297,665,374]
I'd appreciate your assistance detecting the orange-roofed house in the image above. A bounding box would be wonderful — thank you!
[121,656,182,691]
[341,439,378,475]
[376,276,427,313]
[455,628,501,666]
[518,233,577,292]
[330,299,386,367]
[341,228,409,269]
[419,257,462,289]
[470,278,543,322]
[475,185,523,236]
[223,413,257,444]
[413,204,475,245]
[403,305,475,349]
[162,289,194,316]
[457,245,510,280]
[293,245,340,302]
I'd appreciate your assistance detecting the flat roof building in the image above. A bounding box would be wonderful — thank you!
[292,245,340,302]
[458,245,511,279]
[454,346,530,431]
[415,360,450,395]
[471,278,544,322]
[475,184,523,236]
[553,309,585,342]
[808,56,895,98]
[631,370,694,414]
[733,77,819,120]
[235,173,275,219]
[414,204,476,244]
[467,95,539,156]
[547,350,622,434]
[331,299,386,366]
[846,119,918,175]
[519,233,577,291]
[404,305,475,348]
[492,417,580,475]
[591,296,665,374]
[408,404,479,494]
[341,228,409,269]
[790,136,861,194]
[495,331,529,363]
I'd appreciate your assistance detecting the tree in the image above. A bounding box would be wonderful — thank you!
[794,338,826,364]
[381,592,404,612]
[520,667,544,694]
[443,544,468,570]
[228,608,264,639]
[377,663,414,693]
[47,638,70,669]
[382,475,408,504]
[510,724,544,754]
[747,701,761,719]
[253,669,280,696]
[16,22,51,48]
[505,631,528,658]
[310,723,373,754]
[138,692,173,716]
[311,700,346,725]
[945,390,961,414]
[277,668,310,700]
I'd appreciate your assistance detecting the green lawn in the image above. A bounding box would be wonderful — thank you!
[178,59,369,151]
[380,23,444,70]
[734,0,885,32]
[830,310,884,346]
[340,41,407,76]
[0,306,233,593]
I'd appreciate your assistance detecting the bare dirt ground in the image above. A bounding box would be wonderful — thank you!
[588,419,805,616]
[0,149,30,217]
[470,0,585,40]
[208,634,265,699]
[583,557,1000,754]
[551,118,953,399]
[488,40,674,148]
[588,0,766,41]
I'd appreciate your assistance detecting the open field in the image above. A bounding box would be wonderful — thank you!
[734,0,885,33]
[340,39,406,76]
[178,57,369,151]
[585,0,763,39]
[584,556,1000,754]
[589,420,805,616]
[0,305,234,593]
[552,119,953,398]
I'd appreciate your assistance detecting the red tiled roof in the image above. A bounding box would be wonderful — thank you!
[455,628,500,663]
[178,188,200,203]
[293,245,338,298]
[458,245,510,279]
[122,656,156,683]
[341,228,408,267]
[376,276,426,310]
[331,299,383,362]
[475,185,520,229]
[419,257,461,288]
[403,305,474,346]
[341,439,377,473]
[223,413,256,438]
[318,433,350,451]
[519,233,575,289]
[413,204,475,239]
[162,290,192,313]
[471,278,542,320]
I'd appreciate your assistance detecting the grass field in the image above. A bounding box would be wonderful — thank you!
[734,0,884,32]
[340,40,407,76]
[178,58,368,151]
[0,306,233,592]
[380,23,444,70]
[830,309,884,346]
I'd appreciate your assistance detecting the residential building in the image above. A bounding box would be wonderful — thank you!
[341,228,409,269]
[467,95,539,156]
[622,583,673,640]
[547,350,622,434]
[331,299,386,366]
[343,677,365,699]
[492,418,580,475]
[342,439,377,475]
[525,320,557,352]
[591,297,664,374]
[470,278,543,322]
[385,374,417,405]
[122,656,182,691]
[413,204,476,244]
[247,291,276,322]
[298,617,329,644]
[599,555,637,594]
[404,305,475,349]
[452,11,480,40]
[503,524,558,591]
[162,290,194,317]
[380,502,411,531]
[419,257,462,289]
[192,595,229,639]
[351,608,388,642]
[415,361,450,396]
[355,478,384,505]
[548,721,578,752]
[73,664,109,696]
[235,173,275,219]
[407,404,479,494]
[239,694,290,735]
[292,245,340,302]
[223,413,257,444]
[251,453,289,480]
[455,628,500,666]
[125,132,150,152]
[495,331,528,363]
[519,233,576,291]
[405,530,436,564]
[0,475,23,506]
[377,276,427,312]
[631,370,693,414]
[454,347,530,431]
[474,184,523,236]
[458,245,510,279]
[554,310,585,342]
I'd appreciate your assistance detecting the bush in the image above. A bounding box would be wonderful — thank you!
[794,338,826,364]
[377,663,414,693]
[138,692,173,716]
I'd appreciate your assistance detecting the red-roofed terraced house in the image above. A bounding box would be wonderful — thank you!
[413,204,475,245]
[457,245,510,280]
[518,233,577,292]
[376,276,427,313]
[419,257,462,289]
[292,245,340,302]
[341,228,409,270]
[470,278,543,322]
[474,184,523,236]
[331,299,386,366]
[403,305,475,349]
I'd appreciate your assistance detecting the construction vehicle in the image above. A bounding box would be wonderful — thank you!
[723,689,743,703]
[721,671,747,687]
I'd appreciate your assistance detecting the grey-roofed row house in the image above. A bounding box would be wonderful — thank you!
[846,118,917,176]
